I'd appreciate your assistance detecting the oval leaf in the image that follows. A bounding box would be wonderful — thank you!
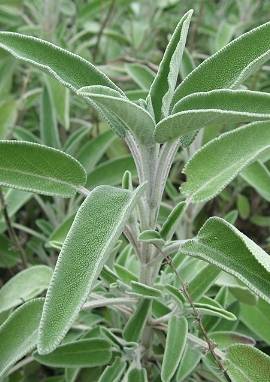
[0,265,52,313]
[34,339,112,368]
[0,32,120,93]
[156,90,270,142]
[173,20,270,103]
[181,121,270,202]
[0,141,86,197]
[180,217,270,303]
[161,316,188,382]
[0,298,44,377]
[38,184,144,354]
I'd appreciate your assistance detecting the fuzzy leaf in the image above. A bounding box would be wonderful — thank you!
[148,10,193,121]
[226,344,270,381]
[160,201,186,240]
[98,357,126,382]
[156,90,270,142]
[0,298,44,377]
[127,368,148,382]
[175,345,201,381]
[40,85,61,148]
[34,339,112,367]
[180,217,270,303]
[38,185,144,354]
[0,141,86,197]
[130,281,162,299]
[0,32,120,93]
[209,331,255,350]
[173,20,270,103]
[181,121,270,202]
[78,87,155,146]
[0,265,52,313]
[161,316,188,382]
[123,300,151,343]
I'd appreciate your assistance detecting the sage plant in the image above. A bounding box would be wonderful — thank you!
[1,9,270,382]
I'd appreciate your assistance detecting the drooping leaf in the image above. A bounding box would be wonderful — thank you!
[78,87,155,146]
[173,20,270,103]
[180,217,270,303]
[0,141,86,197]
[161,316,188,382]
[0,265,52,313]
[38,185,144,354]
[0,32,121,93]
[181,121,270,202]
[123,299,151,343]
[148,10,193,121]
[226,344,270,381]
[34,339,112,367]
[156,90,270,142]
[0,298,44,377]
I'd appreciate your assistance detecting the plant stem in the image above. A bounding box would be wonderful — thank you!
[154,245,232,382]
[0,188,28,268]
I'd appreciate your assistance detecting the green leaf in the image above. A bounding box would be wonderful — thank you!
[188,264,220,300]
[86,156,136,188]
[148,10,193,121]
[0,99,16,139]
[237,194,250,220]
[0,265,52,313]
[175,345,201,381]
[127,368,148,382]
[130,281,162,299]
[40,85,61,148]
[193,297,236,321]
[240,299,270,345]
[138,230,165,247]
[209,331,255,350]
[38,185,144,354]
[78,87,155,146]
[0,298,44,377]
[0,32,121,93]
[180,217,270,303]
[46,77,70,130]
[48,214,75,250]
[161,316,188,382]
[98,357,126,382]
[0,141,86,197]
[123,299,151,343]
[156,90,270,142]
[34,339,112,367]
[0,234,20,268]
[226,344,270,381]
[173,20,270,103]
[160,201,186,240]
[241,161,270,201]
[77,130,116,173]
[181,121,270,202]
[125,63,155,90]
[179,48,195,80]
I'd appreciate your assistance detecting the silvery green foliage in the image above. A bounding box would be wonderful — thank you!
[1,9,270,382]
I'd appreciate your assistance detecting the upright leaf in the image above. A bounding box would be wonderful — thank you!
[0,141,86,197]
[0,32,121,93]
[156,90,270,142]
[180,217,270,303]
[0,298,44,377]
[38,185,144,354]
[161,316,188,382]
[173,20,270,103]
[0,265,52,313]
[123,299,151,342]
[148,10,193,121]
[181,121,270,202]
[126,63,155,90]
[40,85,61,148]
[98,357,126,382]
